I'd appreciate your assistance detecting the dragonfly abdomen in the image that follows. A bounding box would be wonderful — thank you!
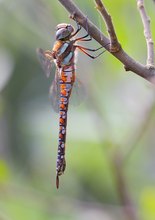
[56,66,75,188]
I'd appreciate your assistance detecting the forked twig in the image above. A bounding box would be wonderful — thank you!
[137,0,154,68]
[94,0,120,52]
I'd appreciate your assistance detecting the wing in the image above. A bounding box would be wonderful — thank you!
[36,48,53,78]
[37,47,60,112]
[70,77,86,106]
[49,74,86,113]
[37,47,86,112]
[49,73,86,113]
[49,68,60,113]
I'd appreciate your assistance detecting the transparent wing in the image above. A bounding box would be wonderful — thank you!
[36,48,53,78]
[49,68,60,113]
[70,77,86,106]
[37,47,60,112]
[49,73,86,113]
[37,48,86,112]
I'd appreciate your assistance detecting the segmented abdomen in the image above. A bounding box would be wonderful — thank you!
[56,64,75,188]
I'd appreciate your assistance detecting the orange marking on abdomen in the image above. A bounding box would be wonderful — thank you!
[60,104,66,109]
[59,118,64,124]
[59,133,63,139]
[61,76,67,82]
[60,111,65,116]
[61,90,67,96]
[60,84,66,89]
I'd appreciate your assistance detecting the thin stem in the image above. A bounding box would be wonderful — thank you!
[94,0,120,52]
[123,99,155,163]
[137,0,154,67]
[112,152,139,220]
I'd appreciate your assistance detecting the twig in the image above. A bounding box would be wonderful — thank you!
[137,0,154,67]
[112,152,138,220]
[94,0,120,52]
[123,99,155,163]
[58,0,155,84]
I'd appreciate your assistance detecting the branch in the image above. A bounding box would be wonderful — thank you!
[137,0,154,67]
[58,0,155,84]
[112,152,139,220]
[94,0,120,52]
[123,99,155,163]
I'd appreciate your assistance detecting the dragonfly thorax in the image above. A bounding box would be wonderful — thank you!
[56,23,74,41]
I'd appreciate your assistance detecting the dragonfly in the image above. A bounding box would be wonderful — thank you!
[37,21,106,188]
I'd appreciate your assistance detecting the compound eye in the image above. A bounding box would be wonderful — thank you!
[56,23,68,30]
[55,24,74,40]
[56,28,70,40]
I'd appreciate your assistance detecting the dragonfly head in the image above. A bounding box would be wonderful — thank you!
[56,23,74,41]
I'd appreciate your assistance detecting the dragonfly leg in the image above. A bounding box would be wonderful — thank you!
[71,20,81,38]
[74,16,92,42]
[75,34,92,42]
[72,27,92,42]
[76,45,103,52]
[70,17,92,42]
[76,45,106,59]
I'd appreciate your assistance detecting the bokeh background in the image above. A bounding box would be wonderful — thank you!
[1,0,155,220]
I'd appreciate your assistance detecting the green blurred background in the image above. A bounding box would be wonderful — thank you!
[1,0,155,219]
